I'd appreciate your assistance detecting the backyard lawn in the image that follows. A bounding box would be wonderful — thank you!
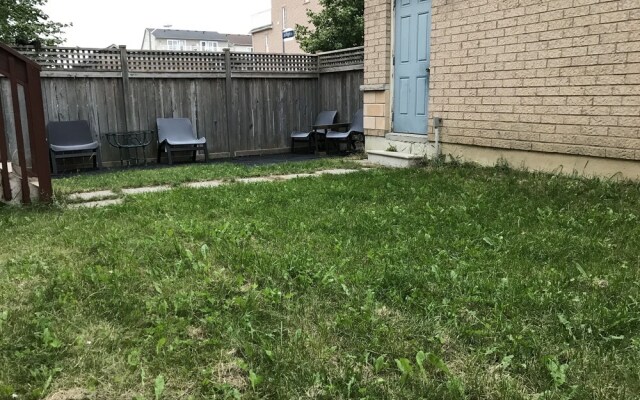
[0,161,639,399]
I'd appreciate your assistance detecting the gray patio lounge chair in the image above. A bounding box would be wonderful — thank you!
[156,118,209,165]
[47,120,101,174]
[290,110,337,153]
[325,109,364,153]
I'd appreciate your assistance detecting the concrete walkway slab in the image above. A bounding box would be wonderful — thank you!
[274,173,317,180]
[236,177,276,184]
[122,186,171,195]
[184,180,225,189]
[68,199,124,209]
[68,190,117,201]
[315,169,360,175]
[66,168,375,210]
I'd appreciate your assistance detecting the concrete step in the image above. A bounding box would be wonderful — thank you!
[367,150,423,168]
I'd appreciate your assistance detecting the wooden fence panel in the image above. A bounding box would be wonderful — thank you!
[319,70,364,124]
[39,77,126,165]
[194,78,229,155]
[228,78,318,155]
[38,72,358,165]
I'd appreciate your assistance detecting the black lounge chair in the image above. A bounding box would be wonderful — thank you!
[47,120,101,174]
[325,109,364,153]
[291,110,337,153]
[156,118,209,165]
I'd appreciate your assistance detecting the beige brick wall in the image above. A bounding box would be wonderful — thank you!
[430,0,640,161]
[364,0,393,85]
[363,0,393,137]
[364,90,391,136]
[252,0,322,54]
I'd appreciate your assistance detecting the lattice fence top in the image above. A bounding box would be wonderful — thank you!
[15,46,364,74]
[126,50,226,73]
[230,53,317,73]
[13,47,122,71]
[317,47,364,72]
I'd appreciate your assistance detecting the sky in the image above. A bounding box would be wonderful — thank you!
[43,0,271,49]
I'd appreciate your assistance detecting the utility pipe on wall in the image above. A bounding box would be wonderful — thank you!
[433,117,443,158]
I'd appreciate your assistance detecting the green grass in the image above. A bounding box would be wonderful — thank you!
[1,164,639,399]
[53,157,363,196]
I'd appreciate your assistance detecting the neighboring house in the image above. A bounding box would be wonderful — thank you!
[141,28,253,52]
[250,0,322,54]
[363,0,640,179]
[227,34,254,52]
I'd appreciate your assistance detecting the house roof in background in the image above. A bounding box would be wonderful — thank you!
[250,24,273,34]
[147,29,253,46]
[227,34,253,46]
[149,28,227,41]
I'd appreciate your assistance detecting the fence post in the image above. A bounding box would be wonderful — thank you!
[7,57,31,203]
[0,90,12,201]
[119,45,131,132]
[316,53,322,120]
[224,48,233,158]
[25,65,52,202]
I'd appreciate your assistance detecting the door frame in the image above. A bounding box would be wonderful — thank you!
[389,1,396,132]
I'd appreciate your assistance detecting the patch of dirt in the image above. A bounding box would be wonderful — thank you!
[45,388,93,400]
[593,278,609,288]
[215,361,248,390]
[374,306,402,320]
[187,325,205,340]
[239,282,254,292]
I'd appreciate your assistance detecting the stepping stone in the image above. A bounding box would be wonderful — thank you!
[184,180,225,189]
[65,169,373,207]
[274,173,317,180]
[315,169,360,175]
[236,177,275,184]
[122,185,171,195]
[68,190,117,201]
[68,198,124,209]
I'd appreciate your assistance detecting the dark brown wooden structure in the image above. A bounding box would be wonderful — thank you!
[0,43,52,203]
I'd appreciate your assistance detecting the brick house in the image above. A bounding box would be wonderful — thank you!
[363,0,640,179]
[251,0,322,54]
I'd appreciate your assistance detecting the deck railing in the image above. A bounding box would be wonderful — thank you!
[0,44,52,204]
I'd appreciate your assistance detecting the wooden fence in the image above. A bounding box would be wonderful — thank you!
[14,46,364,166]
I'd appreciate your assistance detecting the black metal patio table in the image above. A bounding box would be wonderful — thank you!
[311,122,351,154]
[104,130,155,166]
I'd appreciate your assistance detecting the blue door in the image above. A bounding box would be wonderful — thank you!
[393,0,431,134]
